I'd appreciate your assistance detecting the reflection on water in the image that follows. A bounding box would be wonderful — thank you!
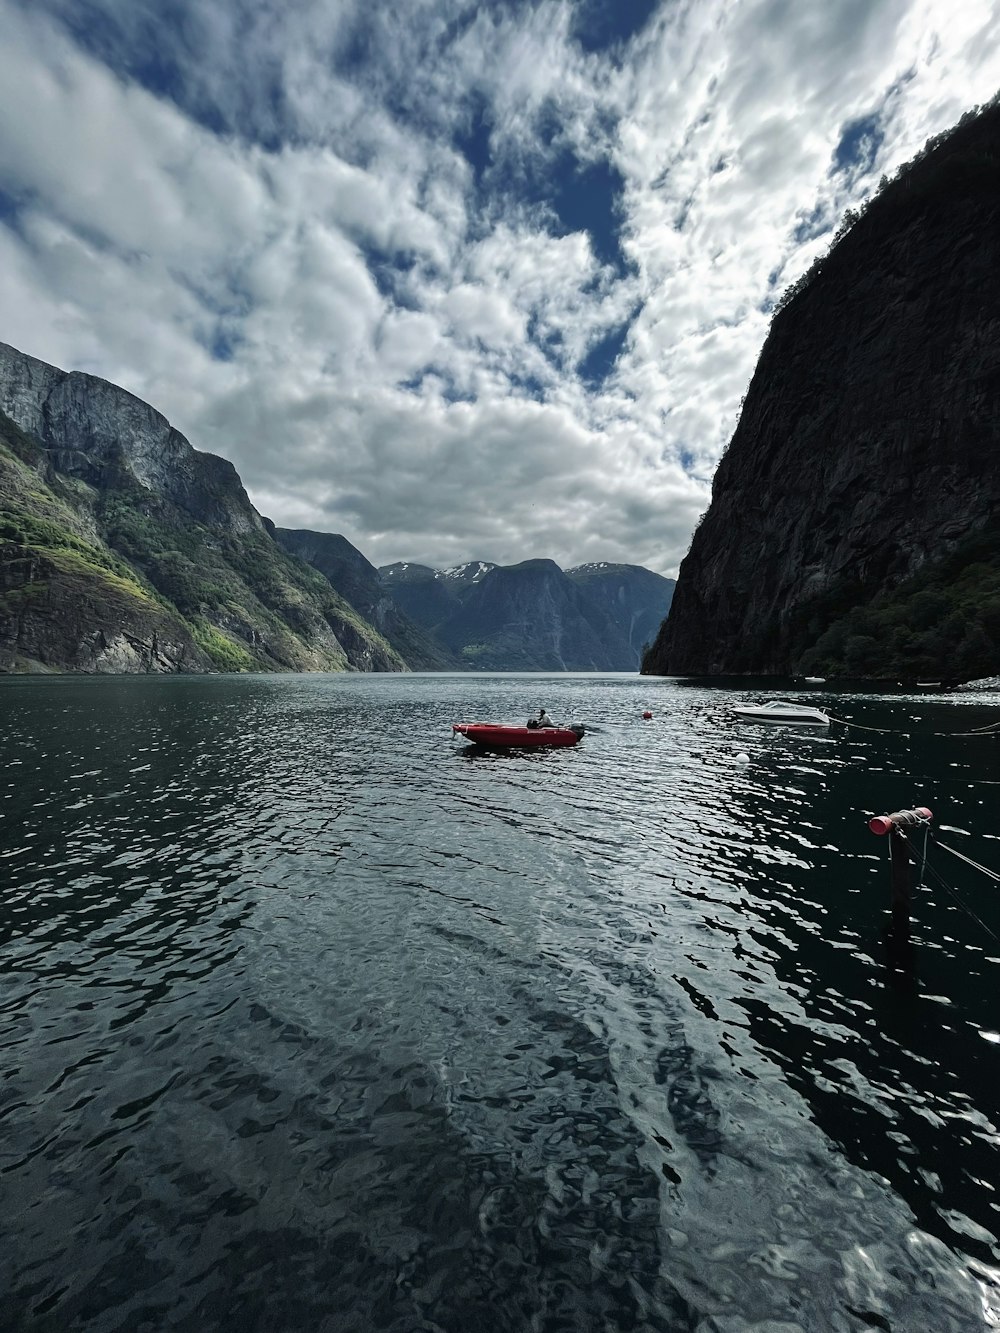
[1,672,999,1331]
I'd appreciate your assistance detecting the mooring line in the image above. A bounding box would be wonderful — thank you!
[895,827,1000,942]
[934,838,1000,885]
[827,712,1000,738]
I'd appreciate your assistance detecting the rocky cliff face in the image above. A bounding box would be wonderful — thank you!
[0,345,405,674]
[566,564,674,666]
[435,559,623,670]
[643,101,1000,678]
[0,343,262,536]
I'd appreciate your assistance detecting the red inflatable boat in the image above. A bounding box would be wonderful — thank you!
[452,723,585,748]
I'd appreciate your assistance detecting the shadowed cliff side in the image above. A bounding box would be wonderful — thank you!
[643,98,1000,680]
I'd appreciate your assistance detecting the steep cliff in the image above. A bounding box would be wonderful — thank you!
[0,409,209,673]
[566,563,674,667]
[644,100,1000,679]
[432,559,611,669]
[0,344,405,673]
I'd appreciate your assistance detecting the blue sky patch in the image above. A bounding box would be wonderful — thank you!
[454,94,493,187]
[209,328,239,363]
[577,319,633,390]
[571,0,660,55]
[832,112,885,178]
[549,155,628,272]
[792,201,831,245]
[0,185,24,230]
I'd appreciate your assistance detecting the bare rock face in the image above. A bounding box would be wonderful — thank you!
[0,343,262,535]
[644,101,1000,677]
[431,559,626,671]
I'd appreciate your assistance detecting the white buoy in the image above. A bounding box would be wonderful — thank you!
[736,752,750,765]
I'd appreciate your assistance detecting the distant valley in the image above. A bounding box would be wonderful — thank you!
[376,557,673,671]
[0,341,671,675]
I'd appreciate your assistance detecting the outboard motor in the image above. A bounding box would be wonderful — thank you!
[569,724,585,738]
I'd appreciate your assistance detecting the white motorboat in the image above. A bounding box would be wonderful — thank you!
[803,676,826,683]
[732,699,831,725]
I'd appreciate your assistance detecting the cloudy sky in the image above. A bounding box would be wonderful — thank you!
[1,0,998,575]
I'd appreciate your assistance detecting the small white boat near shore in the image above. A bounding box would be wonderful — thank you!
[732,700,831,726]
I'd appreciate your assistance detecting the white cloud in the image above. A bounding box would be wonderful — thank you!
[1,0,998,578]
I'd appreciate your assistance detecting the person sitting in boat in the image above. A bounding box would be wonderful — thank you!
[527,708,556,729]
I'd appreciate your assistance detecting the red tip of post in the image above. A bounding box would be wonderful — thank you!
[869,806,933,835]
[642,711,653,720]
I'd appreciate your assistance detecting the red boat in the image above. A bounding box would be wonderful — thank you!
[452,722,585,748]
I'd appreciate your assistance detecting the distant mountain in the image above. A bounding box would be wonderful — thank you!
[379,560,496,634]
[274,531,459,670]
[379,557,674,670]
[0,342,405,674]
[566,563,675,663]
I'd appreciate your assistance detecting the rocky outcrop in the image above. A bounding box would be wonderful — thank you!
[644,100,1000,678]
[0,343,262,536]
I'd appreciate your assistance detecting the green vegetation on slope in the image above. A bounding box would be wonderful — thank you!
[0,406,404,673]
[796,525,1000,681]
[0,507,157,605]
[101,489,402,671]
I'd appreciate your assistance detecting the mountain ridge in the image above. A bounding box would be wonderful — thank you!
[0,341,671,674]
[378,556,674,671]
[0,342,405,674]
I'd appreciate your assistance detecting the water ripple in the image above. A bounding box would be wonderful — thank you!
[1,672,999,1331]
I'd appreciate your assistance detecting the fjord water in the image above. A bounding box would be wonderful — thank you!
[2,673,999,1332]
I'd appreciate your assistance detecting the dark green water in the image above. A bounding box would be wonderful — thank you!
[2,672,999,1332]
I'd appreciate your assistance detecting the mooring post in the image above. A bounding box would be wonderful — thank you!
[869,807,933,942]
[888,829,911,940]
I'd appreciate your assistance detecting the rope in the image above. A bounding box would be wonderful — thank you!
[916,822,929,889]
[826,712,1000,738]
[920,860,1000,943]
[934,837,1000,884]
[827,713,905,734]
[894,828,1000,943]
